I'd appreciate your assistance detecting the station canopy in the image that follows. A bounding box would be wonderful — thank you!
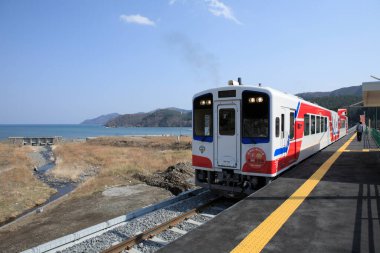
[362,81,380,107]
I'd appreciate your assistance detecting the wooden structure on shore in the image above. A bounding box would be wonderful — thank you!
[8,136,62,146]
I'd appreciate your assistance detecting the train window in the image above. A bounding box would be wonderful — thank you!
[321,117,325,132]
[275,117,280,137]
[193,93,213,139]
[289,112,294,139]
[281,114,284,138]
[304,114,310,136]
[242,91,269,140]
[311,115,316,134]
[316,116,321,133]
[219,109,235,135]
[341,120,346,129]
[324,117,328,132]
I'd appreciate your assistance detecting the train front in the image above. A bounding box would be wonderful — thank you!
[192,82,272,194]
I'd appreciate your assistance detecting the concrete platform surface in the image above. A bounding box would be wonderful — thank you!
[158,132,380,253]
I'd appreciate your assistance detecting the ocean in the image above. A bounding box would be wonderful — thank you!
[0,125,192,141]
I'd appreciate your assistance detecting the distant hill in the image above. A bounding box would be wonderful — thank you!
[85,86,363,127]
[296,85,362,111]
[297,95,362,111]
[81,113,120,125]
[105,108,191,127]
[297,85,362,99]
[297,85,363,127]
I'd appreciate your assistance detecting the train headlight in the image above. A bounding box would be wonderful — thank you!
[200,100,206,105]
[248,97,256,103]
[206,100,212,105]
[257,97,264,103]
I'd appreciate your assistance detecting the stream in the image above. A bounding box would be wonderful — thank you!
[34,162,77,203]
[0,147,77,228]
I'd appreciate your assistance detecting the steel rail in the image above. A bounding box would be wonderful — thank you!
[102,197,221,253]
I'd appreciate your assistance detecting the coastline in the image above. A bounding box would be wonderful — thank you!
[0,125,192,141]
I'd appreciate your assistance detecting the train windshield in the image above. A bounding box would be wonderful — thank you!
[193,93,213,140]
[242,91,270,141]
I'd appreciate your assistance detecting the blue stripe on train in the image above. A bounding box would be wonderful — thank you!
[242,137,270,144]
[274,137,290,156]
[193,136,213,142]
[295,101,301,119]
[274,146,287,156]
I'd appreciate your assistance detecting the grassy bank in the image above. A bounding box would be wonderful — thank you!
[0,136,192,224]
[51,136,192,197]
[0,144,55,224]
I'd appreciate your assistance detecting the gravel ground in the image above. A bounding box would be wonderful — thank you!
[156,229,183,242]
[133,240,162,253]
[59,191,217,253]
[128,201,232,253]
[176,221,199,232]
[191,214,212,223]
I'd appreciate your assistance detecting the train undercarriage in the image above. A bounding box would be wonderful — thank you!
[195,169,273,196]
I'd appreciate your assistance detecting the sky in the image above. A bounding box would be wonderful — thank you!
[0,0,379,124]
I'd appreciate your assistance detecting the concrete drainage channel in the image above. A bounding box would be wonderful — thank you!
[22,188,239,253]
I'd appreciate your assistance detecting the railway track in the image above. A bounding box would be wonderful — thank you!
[103,197,227,253]
[23,189,240,253]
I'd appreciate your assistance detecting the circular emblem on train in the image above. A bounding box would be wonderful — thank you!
[199,145,206,154]
[246,147,266,168]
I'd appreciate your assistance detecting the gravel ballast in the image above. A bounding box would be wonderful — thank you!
[59,191,217,253]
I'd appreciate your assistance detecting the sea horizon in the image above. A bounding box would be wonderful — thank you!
[0,124,192,141]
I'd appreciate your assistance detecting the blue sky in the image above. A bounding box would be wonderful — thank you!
[1,0,379,124]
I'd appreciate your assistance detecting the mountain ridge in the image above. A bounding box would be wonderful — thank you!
[83,85,363,127]
[296,85,362,98]
[105,108,192,128]
[296,85,362,111]
[81,113,120,125]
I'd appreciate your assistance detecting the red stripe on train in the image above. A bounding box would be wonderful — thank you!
[242,141,302,174]
[192,155,212,168]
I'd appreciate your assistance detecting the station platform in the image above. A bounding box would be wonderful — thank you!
[159,132,380,253]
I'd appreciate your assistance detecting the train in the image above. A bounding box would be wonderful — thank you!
[192,79,348,194]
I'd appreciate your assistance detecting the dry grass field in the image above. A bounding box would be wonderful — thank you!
[0,136,191,226]
[0,136,193,252]
[0,144,55,224]
[51,136,192,197]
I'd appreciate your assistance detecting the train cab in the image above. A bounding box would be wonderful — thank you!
[192,82,276,194]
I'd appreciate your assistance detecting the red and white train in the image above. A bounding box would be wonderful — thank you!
[192,79,348,194]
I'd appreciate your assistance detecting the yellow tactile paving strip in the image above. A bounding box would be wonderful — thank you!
[343,149,380,152]
[231,134,357,253]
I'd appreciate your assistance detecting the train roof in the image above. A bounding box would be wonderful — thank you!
[193,84,336,113]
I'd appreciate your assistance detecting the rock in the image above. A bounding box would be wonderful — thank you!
[134,162,195,195]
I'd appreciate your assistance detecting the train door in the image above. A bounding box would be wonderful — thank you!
[289,110,296,163]
[279,108,287,168]
[216,103,239,168]
[279,107,296,167]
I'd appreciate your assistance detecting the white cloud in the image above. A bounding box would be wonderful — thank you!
[169,0,242,25]
[206,0,242,25]
[119,14,156,26]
